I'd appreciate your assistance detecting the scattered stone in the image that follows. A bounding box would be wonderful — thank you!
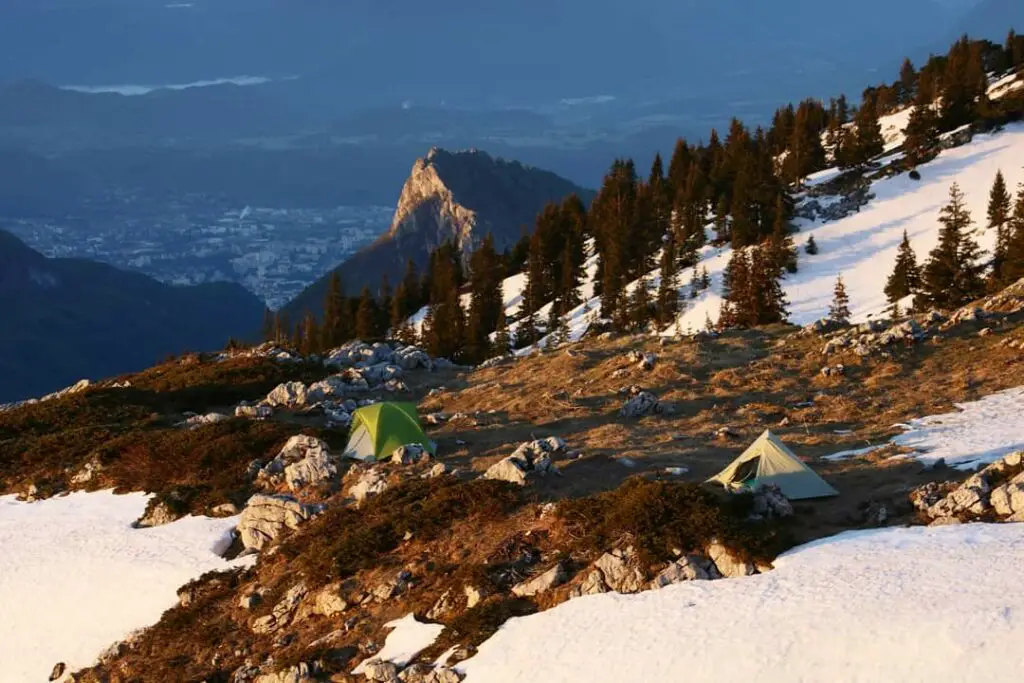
[360,659,400,682]
[238,494,321,552]
[464,585,485,609]
[212,502,241,517]
[749,484,794,519]
[253,662,318,683]
[239,591,262,610]
[134,501,180,528]
[482,438,565,485]
[313,584,348,618]
[235,403,274,420]
[592,547,646,593]
[628,350,658,371]
[425,462,449,479]
[265,381,310,409]
[620,391,663,418]
[70,458,103,486]
[569,569,611,598]
[372,572,411,603]
[392,443,431,465]
[350,468,390,503]
[511,562,569,597]
[49,662,65,681]
[426,589,458,620]
[979,327,994,337]
[650,555,720,588]
[705,539,756,578]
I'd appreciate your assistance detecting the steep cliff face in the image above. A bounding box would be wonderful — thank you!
[284,147,591,318]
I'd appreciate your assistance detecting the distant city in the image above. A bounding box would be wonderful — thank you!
[2,193,392,309]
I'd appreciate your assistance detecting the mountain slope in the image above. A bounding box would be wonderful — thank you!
[0,230,267,402]
[283,148,591,318]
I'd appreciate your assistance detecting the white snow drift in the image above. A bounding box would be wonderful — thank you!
[459,523,1024,683]
[0,491,247,682]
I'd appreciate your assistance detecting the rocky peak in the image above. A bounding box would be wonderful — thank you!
[387,147,588,261]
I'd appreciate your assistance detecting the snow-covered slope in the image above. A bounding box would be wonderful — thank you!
[459,522,1024,683]
[0,491,249,681]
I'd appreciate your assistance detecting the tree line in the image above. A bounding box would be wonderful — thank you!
[263,31,1024,358]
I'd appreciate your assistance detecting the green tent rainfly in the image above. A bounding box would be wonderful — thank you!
[343,402,435,462]
[707,429,838,500]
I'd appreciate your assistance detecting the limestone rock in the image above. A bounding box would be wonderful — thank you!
[464,584,485,609]
[593,547,646,593]
[650,555,720,588]
[361,658,401,682]
[238,494,321,551]
[426,589,457,621]
[392,443,430,465]
[254,662,318,683]
[135,501,180,528]
[569,570,611,598]
[706,539,756,578]
[351,468,390,503]
[620,391,662,418]
[511,562,569,597]
[265,381,309,409]
[372,572,411,603]
[483,438,565,486]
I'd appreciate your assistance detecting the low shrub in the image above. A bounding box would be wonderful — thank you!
[557,477,792,566]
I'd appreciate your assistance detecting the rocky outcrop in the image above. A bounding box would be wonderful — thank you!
[483,438,565,485]
[238,494,322,552]
[511,562,569,597]
[910,452,1024,524]
[280,149,589,314]
[254,435,339,493]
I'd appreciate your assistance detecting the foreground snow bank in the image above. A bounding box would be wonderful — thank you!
[460,523,1024,683]
[0,490,244,681]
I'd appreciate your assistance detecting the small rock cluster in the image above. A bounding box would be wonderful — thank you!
[820,319,926,357]
[795,180,874,223]
[910,452,1024,524]
[483,437,566,486]
[254,435,341,493]
[238,494,324,552]
[359,660,462,683]
[619,385,673,418]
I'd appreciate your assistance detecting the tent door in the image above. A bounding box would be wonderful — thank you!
[343,424,377,461]
[731,456,761,484]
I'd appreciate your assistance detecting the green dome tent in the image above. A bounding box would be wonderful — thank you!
[706,429,838,500]
[342,402,435,462]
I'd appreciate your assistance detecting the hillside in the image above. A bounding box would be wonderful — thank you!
[283,148,590,319]
[3,272,1022,681]
[0,230,267,403]
[453,72,1024,352]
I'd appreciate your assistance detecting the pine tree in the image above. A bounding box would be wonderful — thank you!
[729,166,754,247]
[903,93,940,168]
[999,184,1024,285]
[493,306,512,356]
[689,268,701,299]
[696,267,708,291]
[899,57,918,104]
[989,171,1013,288]
[885,230,922,308]
[465,234,504,363]
[920,182,985,309]
[941,37,990,130]
[656,234,680,327]
[321,271,354,349]
[299,313,319,355]
[769,196,798,274]
[355,286,378,340]
[713,195,730,244]
[629,277,654,332]
[849,94,884,166]
[749,246,789,325]
[805,235,819,255]
[720,249,751,328]
[828,275,851,324]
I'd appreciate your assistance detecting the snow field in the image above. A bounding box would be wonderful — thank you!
[0,491,249,682]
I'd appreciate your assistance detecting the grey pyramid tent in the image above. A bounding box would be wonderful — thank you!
[707,430,838,500]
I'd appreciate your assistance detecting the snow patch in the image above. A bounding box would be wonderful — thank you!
[460,523,1024,682]
[352,613,444,675]
[0,490,246,681]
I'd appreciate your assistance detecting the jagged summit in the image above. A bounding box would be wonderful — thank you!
[283,147,591,318]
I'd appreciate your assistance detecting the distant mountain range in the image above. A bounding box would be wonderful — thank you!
[0,230,267,402]
[283,148,592,319]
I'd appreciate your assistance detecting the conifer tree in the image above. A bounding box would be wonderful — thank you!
[885,230,922,308]
[769,196,798,274]
[920,183,985,309]
[713,195,730,244]
[729,167,754,247]
[689,268,701,299]
[275,311,291,346]
[629,277,654,332]
[849,94,884,166]
[989,171,1013,287]
[493,306,512,356]
[700,265,711,290]
[300,313,319,355]
[321,271,348,349]
[998,184,1024,285]
[941,37,989,130]
[899,58,918,104]
[465,234,504,363]
[805,235,819,255]
[355,286,378,340]
[422,253,466,359]
[656,234,680,327]
[720,249,751,328]
[828,275,851,324]
[749,246,789,325]
[903,91,940,168]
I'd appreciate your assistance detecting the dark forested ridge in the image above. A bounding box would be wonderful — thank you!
[0,230,267,402]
